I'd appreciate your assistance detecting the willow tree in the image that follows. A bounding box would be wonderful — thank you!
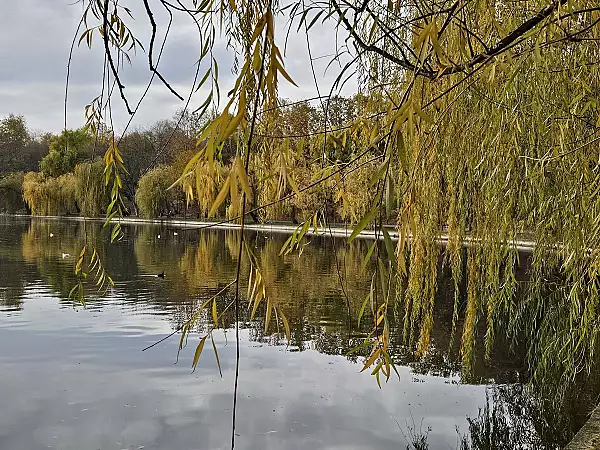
[135,165,186,218]
[70,0,600,446]
[22,172,78,216]
[74,160,109,217]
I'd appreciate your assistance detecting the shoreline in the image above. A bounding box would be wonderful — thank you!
[7,214,538,252]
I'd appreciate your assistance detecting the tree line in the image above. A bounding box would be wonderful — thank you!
[0,95,383,223]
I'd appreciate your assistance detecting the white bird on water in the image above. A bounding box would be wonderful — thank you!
[157,234,161,239]
[49,233,54,238]
[173,232,178,236]
[61,252,70,259]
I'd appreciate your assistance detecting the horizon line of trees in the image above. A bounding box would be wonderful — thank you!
[0,95,388,224]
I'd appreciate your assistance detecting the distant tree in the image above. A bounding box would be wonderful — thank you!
[21,132,52,173]
[22,172,78,216]
[0,115,32,174]
[0,172,26,213]
[118,130,158,209]
[135,165,185,218]
[74,159,108,217]
[40,129,95,177]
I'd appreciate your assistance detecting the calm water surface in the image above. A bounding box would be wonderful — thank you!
[0,217,580,449]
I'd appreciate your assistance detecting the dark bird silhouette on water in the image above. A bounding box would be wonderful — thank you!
[157,271,165,279]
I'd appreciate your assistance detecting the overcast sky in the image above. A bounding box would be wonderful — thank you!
[0,0,357,134]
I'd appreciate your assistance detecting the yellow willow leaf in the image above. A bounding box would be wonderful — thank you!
[252,42,261,72]
[185,182,194,204]
[396,131,408,171]
[223,111,244,141]
[251,14,267,43]
[227,0,236,12]
[178,324,187,355]
[208,175,231,217]
[348,205,379,242]
[230,167,239,212]
[391,100,411,123]
[361,348,381,372]
[75,246,86,274]
[210,333,222,377]
[382,358,390,378]
[168,169,190,192]
[251,295,262,320]
[287,173,300,197]
[276,61,298,87]
[195,165,203,202]
[279,309,291,343]
[369,123,380,146]
[413,104,433,123]
[236,157,252,199]
[429,22,448,65]
[89,249,98,271]
[488,63,496,83]
[265,298,272,332]
[115,150,124,165]
[206,137,216,173]
[370,359,384,375]
[407,108,415,141]
[415,23,431,61]
[192,335,207,371]
[250,273,259,304]
[196,118,219,146]
[265,10,274,39]
[212,298,218,327]
[358,291,371,328]
[174,149,205,191]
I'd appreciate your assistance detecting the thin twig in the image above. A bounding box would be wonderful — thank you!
[142,0,185,100]
[141,280,236,352]
[102,0,133,115]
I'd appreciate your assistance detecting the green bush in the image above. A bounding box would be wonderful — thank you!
[135,165,184,218]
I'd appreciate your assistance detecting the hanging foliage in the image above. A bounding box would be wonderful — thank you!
[73,0,600,402]
[22,172,78,216]
[74,159,109,217]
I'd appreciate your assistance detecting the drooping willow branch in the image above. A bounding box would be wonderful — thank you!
[101,0,133,115]
[142,0,185,101]
[332,0,573,79]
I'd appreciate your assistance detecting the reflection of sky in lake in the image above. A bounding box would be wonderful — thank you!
[0,218,493,449]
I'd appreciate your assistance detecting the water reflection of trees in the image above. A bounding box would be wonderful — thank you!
[453,384,576,449]
[400,382,592,449]
[6,218,600,448]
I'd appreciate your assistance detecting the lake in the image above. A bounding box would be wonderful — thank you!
[0,216,591,449]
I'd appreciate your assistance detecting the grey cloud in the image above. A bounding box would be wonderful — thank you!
[0,0,356,133]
